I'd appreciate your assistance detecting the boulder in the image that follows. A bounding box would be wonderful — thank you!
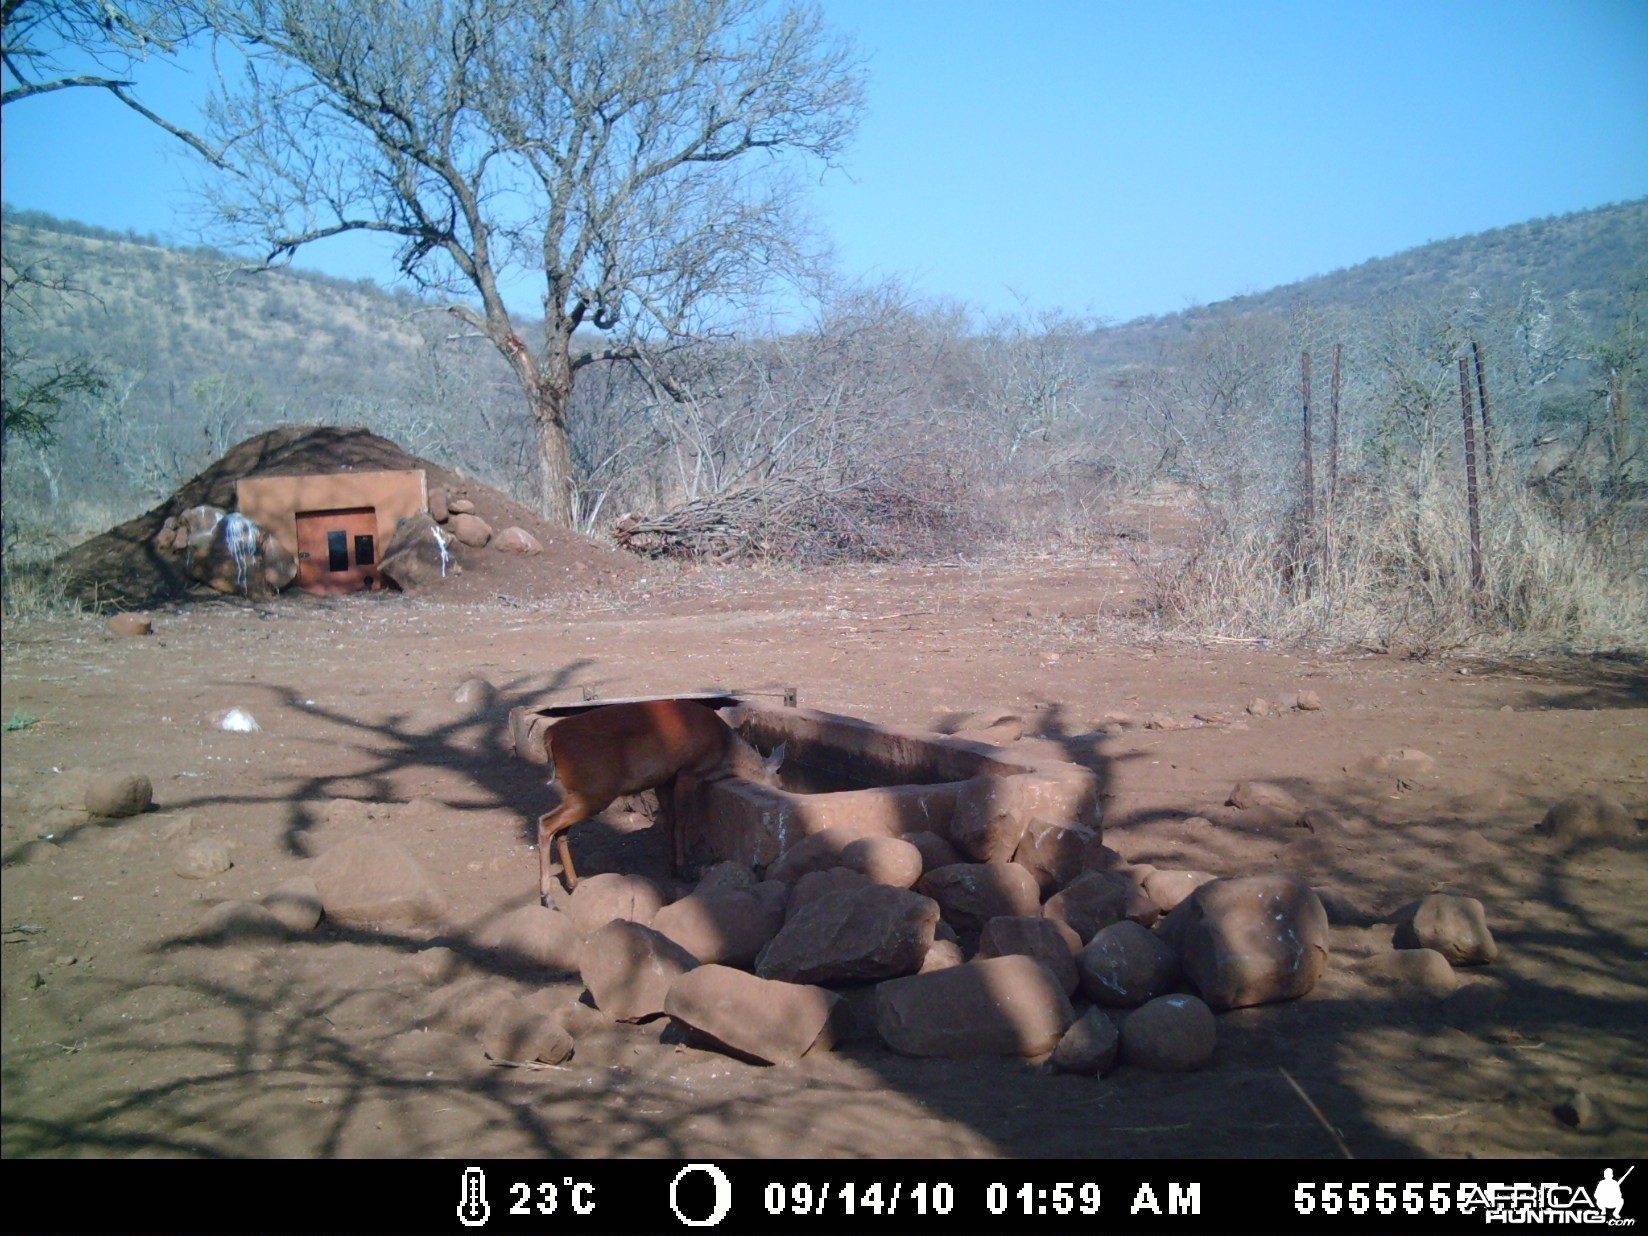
[1142,869,1216,914]
[756,883,938,985]
[447,512,493,548]
[379,512,458,593]
[839,835,924,888]
[916,862,1042,933]
[783,867,872,919]
[1537,795,1636,847]
[261,875,324,931]
[1394,894,1497,966]
[1168,873,1329,1010]
[162,505,295,598]
[85,772,152,819]
[651,889,784,968]
[903,831,965,873]
[174,837,233,880]
[1012,816,1105,895]
[665,965,842,1063]
[1354,948,1459,998]
[1050,1007,1120,1076]
[876,954,1074,1058]
[308,836,448,929]
[1118,994,1217,1072]
[977,915,1081,996]
[579,920,699,1021]
[1226,781,1302,814]
[427,486,450,522]
[488,904,583,972]
[947,775,1032,863]
[447,498,476,514]
[767,826,864,884]
[492,526,542,555]
[566,872,666,937]
[1076,919,1180,1007]
[1042,870,1140,942]
[107,612,152,637]
[919,938,967,973]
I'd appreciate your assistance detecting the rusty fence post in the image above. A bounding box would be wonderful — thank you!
[1471,339,1494,484]
[1457,357,1484,598]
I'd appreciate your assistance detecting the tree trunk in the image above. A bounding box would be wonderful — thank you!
[531,376,576,529]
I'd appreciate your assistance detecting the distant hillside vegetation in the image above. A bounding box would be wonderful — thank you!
[1085,198,1648,367]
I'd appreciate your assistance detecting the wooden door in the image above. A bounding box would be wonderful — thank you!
[294,507,381,594]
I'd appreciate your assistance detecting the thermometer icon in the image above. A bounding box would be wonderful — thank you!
[457,1165,491,1227]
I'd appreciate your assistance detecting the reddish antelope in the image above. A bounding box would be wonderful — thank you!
[536,699,784,899]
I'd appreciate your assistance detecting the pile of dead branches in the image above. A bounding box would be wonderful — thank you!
[612,472,970,564]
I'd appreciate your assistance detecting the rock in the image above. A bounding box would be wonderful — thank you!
[1312,885,1378,928]
[903,831,965,873]
[784,867,872,919]
[427,487,450,522]
[665,964,842,1064]
[1553,1091,1600,1130]
[566,872,666,937]
[85,772,152,819]
[1537,795,1636,847]
[1354,948,1459,998]
[1226,781,1301,813]
[1438,980,1508,1029]
[1042,871,1137,942]
[451,677,496,708]
[197,899,285,937]
[1076,920,1180,1007]
[1296,690,1323,711]
[261,875,324,931]
[1050,1007,1120,1076]
[766,826,864,883]
[916,862,1042,934]
[694,861,757,895]
[447,512,493,548]
[489,904,583,972]
[839,835,924,888]
[216,708,260,733]
[479,999,575,1066]
[920,938,967,972]
[1118,994,1217,1071]
[424,979,518,1034]
[162,506,295,598]
[978,915,1081,995]
[875,955,1074,1058]
[6,839,60,867]
[107,612,152,637]
[447,498,476,515]
[756,883,938,985]
[1012,816,1105,895]
[1142,869,1216,914]
[1394,894,1497,966]
[1362,747,1437,779]
[308,836,447,928]
[579,920,699,1021]
[1169,873,1329,1010]
[947,775,1032,863]
[651,889,784,968]
[378,512,458,593]
[492,526,542,555]
[1246,698,1272,717]
[411,946,466,985]
[174,837,233,880]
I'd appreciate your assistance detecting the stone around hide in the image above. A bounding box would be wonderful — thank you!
[756,883,937,985]
[1076,920,1180,1007]
[85,772,152,819]
[903,831,965,873]
[1538,795,1636,847]
[916,862,1042,933]
[174,837,233,879]
[1042,870,1137,942]
[1354,948,1459,998]
[1051,1007,1120,1076]
[766,825,863,883]
[1142,869,1216,914]
[566,872,666,937]
[920,938,966,973]
[839,835,924,888]
[947,775,1032,863]
[492,526,542,554]
[107,612,152,637]
[1118,994,1217,1072]
[651,889,784,968]
[874,954,1074,1058]
[978,915,1081,996]
[447,512,493,547]
[1013,816,1105,895]
[309,835,448,928]
[784,867,871,919]
[379,512,458,593]
[1394,893,1497,966]
[580,919,699,1022]
[489,904,583,972]
[427,486,450,522]
[665,964,842,1064]
[1171,873,1329,1010]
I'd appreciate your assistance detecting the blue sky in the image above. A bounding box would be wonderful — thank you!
[3,0,1646,325]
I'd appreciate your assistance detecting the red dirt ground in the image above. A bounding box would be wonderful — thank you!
[3,478,1645,1160]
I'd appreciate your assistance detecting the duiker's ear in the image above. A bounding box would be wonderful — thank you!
[765,743,787,774]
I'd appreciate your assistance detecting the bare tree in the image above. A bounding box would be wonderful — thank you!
[1,0,225,164]
[198,0,864,525]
